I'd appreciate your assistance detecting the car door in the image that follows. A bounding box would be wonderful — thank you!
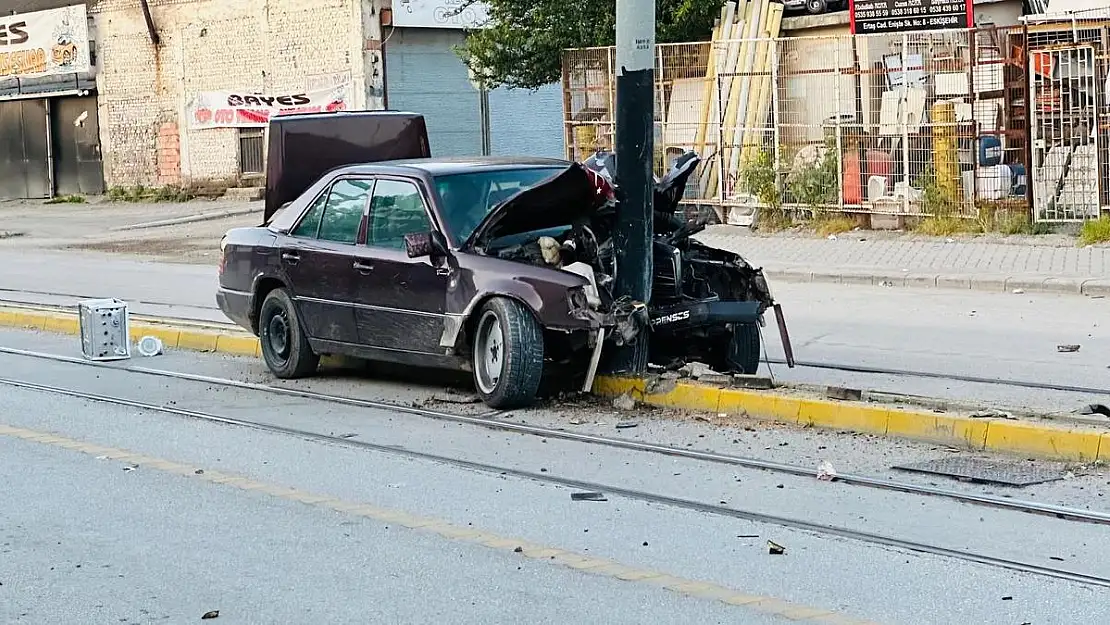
[279,177,374,345]
[351,177,449,354]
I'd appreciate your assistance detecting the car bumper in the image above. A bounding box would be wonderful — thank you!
[648,299,762,335]
[216,288,255,333]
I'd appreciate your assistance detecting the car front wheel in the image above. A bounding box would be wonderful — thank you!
[707,322,761,375]
[472,298,544,409]
[258,288,319,379]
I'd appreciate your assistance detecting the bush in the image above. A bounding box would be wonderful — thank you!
[1079,216,1110,246]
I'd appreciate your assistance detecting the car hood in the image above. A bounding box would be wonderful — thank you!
[463,163,609,250]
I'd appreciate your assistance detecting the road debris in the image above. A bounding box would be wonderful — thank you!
[201,611,220,620]
[337,433,358,439]
[970,409,1016,420]
[136,336,164,357]
[1057,344,1081,353]
[568,418,586,425]
[612,393,636,411]
[1079,404,1110,418]
[816,461,838,481]
[1012,288,1025,294]
[571,492,608,502]
[826,386,863,401]
[767,540,786,555]
[513,546,523,553]
[616,420,639,430]
[122,465,137,472]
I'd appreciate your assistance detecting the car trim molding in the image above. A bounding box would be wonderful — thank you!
[294,295,445,319]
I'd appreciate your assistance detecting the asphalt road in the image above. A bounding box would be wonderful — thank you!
[1,248,1108,413]
[1,327,1108,624]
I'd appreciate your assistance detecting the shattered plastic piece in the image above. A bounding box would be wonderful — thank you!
[202,611,220,620]
[1012,288,1025,294]
[616,420,639,429]
[767,541,786,555]
[612,394,636,411]
[816,461,837,481]
[122,465,137,472]
[137,336,164,357]
[569,418,586,425]
[571,492,608,502]
[1079,404,1110,418]
[1057,344,1081,353]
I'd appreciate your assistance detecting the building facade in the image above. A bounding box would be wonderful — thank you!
[0,1,103,199]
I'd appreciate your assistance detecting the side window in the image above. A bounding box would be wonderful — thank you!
[291,191,327,238]
[318,179,373,244]
[367,179,432,250]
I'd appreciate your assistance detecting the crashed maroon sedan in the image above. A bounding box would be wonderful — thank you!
[217,113,793,409]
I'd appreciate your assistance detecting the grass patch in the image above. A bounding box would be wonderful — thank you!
[44,194,86,204]
[1079,216,1110,246]
[976,200,1051,235]
[107,184,197,203]
[914,214,981,237]
[814,215,857,238]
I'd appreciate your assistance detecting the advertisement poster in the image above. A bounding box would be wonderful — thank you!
[0,4,90,80]
[850,0,973,35]
[392,0,490,29]
[187,84,351,129]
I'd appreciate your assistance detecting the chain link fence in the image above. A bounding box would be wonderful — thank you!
[563,26,1031,225]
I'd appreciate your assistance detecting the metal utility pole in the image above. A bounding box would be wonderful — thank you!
[608,0,656,374]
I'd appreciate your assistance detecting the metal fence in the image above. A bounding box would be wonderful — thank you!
[563,26,1031,224]
[1022,10,1110,222]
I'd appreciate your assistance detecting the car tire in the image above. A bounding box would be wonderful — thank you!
[472,298,544,409]
[258,288,319,379]
[706,322,761,375]
[806,0,827,13]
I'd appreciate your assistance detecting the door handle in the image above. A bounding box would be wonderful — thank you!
[281,252,300,264]
[353,260,374,273]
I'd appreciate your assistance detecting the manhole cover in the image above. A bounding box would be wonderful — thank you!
[891,457,1067,487]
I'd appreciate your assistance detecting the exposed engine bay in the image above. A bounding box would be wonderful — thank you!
[473,149,795,376]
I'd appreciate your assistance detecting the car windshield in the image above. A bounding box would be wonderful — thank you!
[433,167,566,244]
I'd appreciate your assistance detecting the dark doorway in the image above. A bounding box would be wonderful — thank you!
[52,95,105,196]
[0,99,50,200]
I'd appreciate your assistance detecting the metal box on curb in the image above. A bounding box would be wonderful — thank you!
[78,298,131,361]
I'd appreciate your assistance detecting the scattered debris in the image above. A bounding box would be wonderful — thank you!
[827,234,837,240]
[767,540,786,555]
[879,280,895,287]
[826,386,863,401]
[697,373,732,385]
[513,546,524,553]
[736,534,759,539]
[1050,556,1065,562]
[194,469,204,475]
[571,492,608,502]
[816,461,838,482]
[136,335,164,357]
[1057,344,1081,353]
[616,420,639,430]
[337,433,358,439]
[428,390,482,405]
[1012,288,1025,294]
[1001,596,1013,601]
[970,409,1015,420]
[122,465,137,472]
[568,418,586,426]
[1079,404,1110,418]
[612,393,636,411]
[201,611,220,620]
[731,374,773,390]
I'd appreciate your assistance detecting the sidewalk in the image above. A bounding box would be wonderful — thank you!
[697,225,1110,295]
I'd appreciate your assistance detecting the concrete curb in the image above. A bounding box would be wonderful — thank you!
[2,304,1106,463]
[110,206,261,232]
[765,269,1110,297]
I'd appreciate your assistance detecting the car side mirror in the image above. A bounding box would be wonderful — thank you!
[404,231,447,259]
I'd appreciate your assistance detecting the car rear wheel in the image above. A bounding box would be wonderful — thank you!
[259,288,319,379]
[472,298,544,409]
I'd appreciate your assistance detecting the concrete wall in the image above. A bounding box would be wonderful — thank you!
[92,0,380,188]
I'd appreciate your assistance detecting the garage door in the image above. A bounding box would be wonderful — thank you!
[384,28,481,157]
[0,99,50,200]
[488,84,564,159]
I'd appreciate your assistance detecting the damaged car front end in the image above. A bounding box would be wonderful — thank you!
[464,149,795,382]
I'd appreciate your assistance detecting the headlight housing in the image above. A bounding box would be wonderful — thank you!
[567,285,590,312]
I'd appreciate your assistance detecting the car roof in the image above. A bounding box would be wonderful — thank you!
[331,156,573,177]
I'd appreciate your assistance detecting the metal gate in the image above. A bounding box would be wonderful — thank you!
[1029,45,1101,222]
[0,99,50,200]
[51,95,105,196]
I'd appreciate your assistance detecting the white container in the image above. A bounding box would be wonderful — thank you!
[78,298,131,361]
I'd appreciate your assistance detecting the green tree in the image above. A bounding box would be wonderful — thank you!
[457,0,724,90]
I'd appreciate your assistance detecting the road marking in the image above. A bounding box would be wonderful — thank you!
[1,422,881,624]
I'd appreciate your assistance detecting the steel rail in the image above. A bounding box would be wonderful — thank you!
[1,345,1108,528]
[2,374,1109,590]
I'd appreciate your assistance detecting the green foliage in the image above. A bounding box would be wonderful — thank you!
[44,194,86,204]
[738,149,791,231]
[1079,216,1110,246]
[456,0,724,90]
[107,185,197,203]
[786,138,839,212]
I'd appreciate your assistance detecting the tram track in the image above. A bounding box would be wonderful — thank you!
[0,344,1107,529]
[1,370,1109,590]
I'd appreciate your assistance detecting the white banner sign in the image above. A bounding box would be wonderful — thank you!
[187,84,352,129]
[0,4,90,80]
[393,0,491,29]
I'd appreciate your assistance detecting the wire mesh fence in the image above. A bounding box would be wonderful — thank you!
[563,26,1034,224]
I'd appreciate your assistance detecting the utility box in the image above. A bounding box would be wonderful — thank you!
[78,298,131,361]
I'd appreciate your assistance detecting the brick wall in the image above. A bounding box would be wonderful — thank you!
[92,0,382,188]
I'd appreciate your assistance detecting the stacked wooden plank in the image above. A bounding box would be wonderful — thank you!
[691,0,784,202]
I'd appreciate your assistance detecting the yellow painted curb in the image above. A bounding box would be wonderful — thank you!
[593,375,1108,463]
[2,304,1105,463]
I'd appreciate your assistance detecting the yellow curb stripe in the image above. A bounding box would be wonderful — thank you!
[594,374,1106,463]
[0,422,875,624]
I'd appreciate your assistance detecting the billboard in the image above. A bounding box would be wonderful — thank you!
[0,4,91,80]
[186,84,352,129]
[850,0,973,35]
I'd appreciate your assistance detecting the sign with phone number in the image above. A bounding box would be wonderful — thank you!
[850,0,972,34]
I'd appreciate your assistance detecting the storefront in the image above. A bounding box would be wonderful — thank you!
[0,3,103,199]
